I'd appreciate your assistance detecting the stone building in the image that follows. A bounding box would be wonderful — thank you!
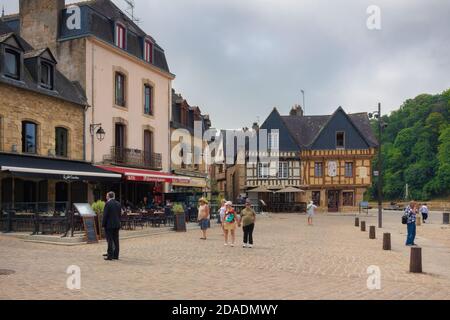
[169,89,212,204]
[0,25,120,211]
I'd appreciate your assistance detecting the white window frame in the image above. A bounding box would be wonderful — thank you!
[144,39,153,63]
[268,131,279,151]
[115,23,126,49]
[278,161,289,179]
[258,163,269,178]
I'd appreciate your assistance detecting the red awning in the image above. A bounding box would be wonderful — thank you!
[96,166,191,184]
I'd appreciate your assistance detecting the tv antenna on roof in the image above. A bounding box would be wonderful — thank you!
[123,0,140,24]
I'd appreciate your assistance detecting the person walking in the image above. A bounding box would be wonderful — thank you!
[198,198,210,240]
[419,203,429,223]
[240,199,256,248]
[218,199,227,235]
[306,201,317,226]
[404,201,417,246]
[102,191,121,261]
[223,201,238,247]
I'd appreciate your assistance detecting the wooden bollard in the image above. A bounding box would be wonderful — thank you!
[383,233,391,250]
[410,247,422,273]
[361,221,366,232]
[355,217,360,227]
[443,213,449,225]
[416,217,421,226]
[369,226,376,239]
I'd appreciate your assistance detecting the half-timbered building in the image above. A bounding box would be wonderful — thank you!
[245,105,377,212]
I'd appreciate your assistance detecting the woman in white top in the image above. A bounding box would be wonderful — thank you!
[306,201,317,226]
[218,199,227,235]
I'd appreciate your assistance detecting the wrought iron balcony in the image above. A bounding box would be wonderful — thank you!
[105,147,162,170]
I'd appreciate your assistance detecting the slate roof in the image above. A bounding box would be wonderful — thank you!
[280,108,378,148]
[1,0,171,74]
[0,21,87,106]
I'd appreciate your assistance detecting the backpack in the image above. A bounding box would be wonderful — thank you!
[401,214,408,225]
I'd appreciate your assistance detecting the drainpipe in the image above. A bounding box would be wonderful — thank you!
[90,43,95,164]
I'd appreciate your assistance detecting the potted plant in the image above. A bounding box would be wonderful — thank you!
[172,203,186,232]
[92,200,105,239]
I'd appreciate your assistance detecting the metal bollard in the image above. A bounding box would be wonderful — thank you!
[409,247,422,273]
[355,217,360,227]
[361,221,366,232]
[416,216,421,226]
[443,213,449,225]
[369,226,376,239]
[383,233,391,250]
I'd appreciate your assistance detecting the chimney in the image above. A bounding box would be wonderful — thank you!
[289,104,304,117]
[19,0,65,52]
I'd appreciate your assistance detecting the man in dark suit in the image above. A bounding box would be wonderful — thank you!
[102,191,121,261]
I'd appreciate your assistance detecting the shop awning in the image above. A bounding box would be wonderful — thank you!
[97,166,191,184]
[0,153,122,182]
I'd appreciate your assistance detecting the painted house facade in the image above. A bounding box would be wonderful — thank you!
[4,0,175,205]
[246,105,377,212]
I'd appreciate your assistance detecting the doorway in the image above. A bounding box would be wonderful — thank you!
[327,190,339,212]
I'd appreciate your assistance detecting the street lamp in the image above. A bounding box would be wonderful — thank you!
[369,103,387,229]
[90,123,105,163]
[301,90,306,114]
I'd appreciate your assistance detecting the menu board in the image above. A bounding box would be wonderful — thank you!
[83,216,98,244]
[73,204,98,244]
[73,203,96,217]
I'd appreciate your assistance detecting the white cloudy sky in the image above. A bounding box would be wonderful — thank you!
[1,0,450,129]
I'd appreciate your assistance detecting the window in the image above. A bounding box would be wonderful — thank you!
[312,191,321,206]
[268,132,279,150]
[115,23,126,49]
[4,49,20,79]
[144,40,153,63]
[343,192,354,206]
[314,162,323,177]
[22,121,37,154]
[115,73,126,107]
[144,84,153,115]
[55,127,68,157]
[258,163,269,178]
[218,164,224,174]
[144,130,153,167]
[278,162,289,179]
[115,124,125,149]
[40,62,53,89]
[345,162,354,177]
[336,131,345,149]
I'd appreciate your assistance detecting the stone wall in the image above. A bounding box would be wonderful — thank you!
[55,38,87,90]
[0,84,85,160]
[19,0,65,53]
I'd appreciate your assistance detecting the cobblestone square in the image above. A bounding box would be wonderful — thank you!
[0,211,449,300]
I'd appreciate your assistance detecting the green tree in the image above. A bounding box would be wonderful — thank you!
[371,89,450,201]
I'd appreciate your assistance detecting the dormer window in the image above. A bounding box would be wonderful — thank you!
[336,131,345,149]
[144,40,153,63]
[4,49,20,80]
[115,23,126,49]
[40,61,54,90]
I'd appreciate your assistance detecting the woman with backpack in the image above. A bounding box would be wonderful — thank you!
[223,201,238,247]
[404,201,417,246]
[306,201,318,226]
